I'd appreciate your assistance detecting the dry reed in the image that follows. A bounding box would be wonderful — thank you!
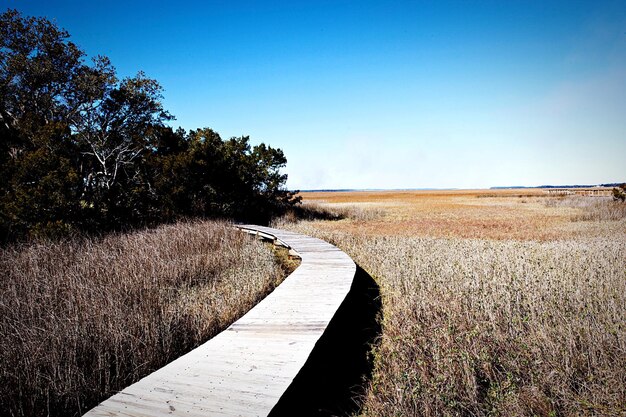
[292,191,626,241]
[0,220,286,417]
[543,196,626,222]
[282,200,384,223]
[280,192,626,416]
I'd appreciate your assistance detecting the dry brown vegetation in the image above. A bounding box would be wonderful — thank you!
[296,190,626,241]
[0,221,288,417]
[544,195,626,222]
[283,200,385,223]
[277,189,626,416]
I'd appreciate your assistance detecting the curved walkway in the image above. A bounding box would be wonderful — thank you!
[84,225,356,417]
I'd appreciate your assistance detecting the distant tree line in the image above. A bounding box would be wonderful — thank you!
[0,9,299,242]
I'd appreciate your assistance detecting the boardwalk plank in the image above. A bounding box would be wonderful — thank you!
[84,225,356,417]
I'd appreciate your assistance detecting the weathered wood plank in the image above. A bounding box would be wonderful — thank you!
[84,225,356,417]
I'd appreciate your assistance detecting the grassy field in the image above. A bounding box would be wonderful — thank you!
[299,189,626,241]
[278,189,626,416]
[0,221,291,417]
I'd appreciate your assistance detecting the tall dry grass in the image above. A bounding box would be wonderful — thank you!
[0,220,287,417]
[280,195,626,417]
[282,200,384,223]
[543,196,626,222]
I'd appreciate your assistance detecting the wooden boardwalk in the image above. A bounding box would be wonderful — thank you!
[84,225,356,417]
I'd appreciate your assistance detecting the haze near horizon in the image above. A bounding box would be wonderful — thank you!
[12,0,626,189]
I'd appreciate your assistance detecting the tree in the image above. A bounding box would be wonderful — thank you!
[1,9,86,238]
[147,128,299,224]
[0,9,172,236]
[1,9,298,241]
[1,122,82,239]
[0,9,84,135]
[71,70,172,228]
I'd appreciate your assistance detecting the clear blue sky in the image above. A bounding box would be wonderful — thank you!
[6,0,626,189]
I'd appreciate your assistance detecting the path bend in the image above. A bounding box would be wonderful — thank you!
[84,224,357,417]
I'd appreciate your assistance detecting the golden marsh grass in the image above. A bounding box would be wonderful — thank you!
[297,189,625,241]
[278,189,626,416]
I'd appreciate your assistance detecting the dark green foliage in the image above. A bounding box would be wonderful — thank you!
[146,127,298,224]
[2,123,82,239]
[0,9,299,242]
[613,184,626,202]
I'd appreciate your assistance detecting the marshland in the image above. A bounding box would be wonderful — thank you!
[277,190,626,416]
[2,2,625,417]
[0,221,294,416]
